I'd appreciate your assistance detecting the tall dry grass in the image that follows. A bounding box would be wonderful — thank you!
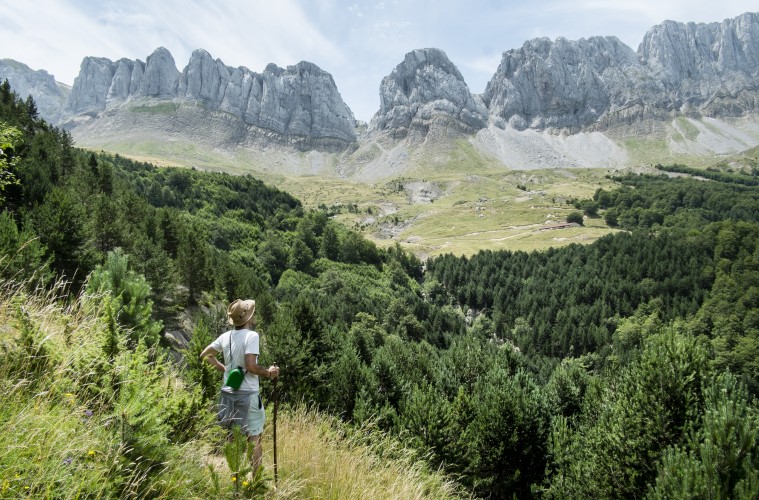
[262,405,468,499]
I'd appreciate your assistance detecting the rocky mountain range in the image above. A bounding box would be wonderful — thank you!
[63,46,356,147]
[484,12,759,132]
[2,12,759,176]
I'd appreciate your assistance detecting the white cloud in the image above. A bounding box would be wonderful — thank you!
[574,0,751,24]
[0,0,347,82]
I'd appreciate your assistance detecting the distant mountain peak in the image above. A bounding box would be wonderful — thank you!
[369,47,488,139]
[0,58,69,122]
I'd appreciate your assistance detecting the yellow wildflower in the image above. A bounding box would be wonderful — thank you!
[231,476,237,482]
[242,480,250,487]
[87,450,96,457]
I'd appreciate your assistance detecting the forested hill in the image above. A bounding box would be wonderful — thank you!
[1,82,758,498]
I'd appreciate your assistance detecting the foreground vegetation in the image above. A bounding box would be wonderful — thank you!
[0,284,459,498]
[1,81,758,498]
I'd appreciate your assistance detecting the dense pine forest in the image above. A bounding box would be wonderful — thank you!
[1,80,758,498]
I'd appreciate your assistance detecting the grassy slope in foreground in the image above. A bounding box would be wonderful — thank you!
[0,284,463,499]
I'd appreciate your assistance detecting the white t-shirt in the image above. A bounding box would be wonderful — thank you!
[210,328,260,392]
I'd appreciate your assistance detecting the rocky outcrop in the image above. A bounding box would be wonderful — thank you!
[485,12,759,131]
[483,36,649,131]
[369,48,487,139]
[178,49,229,107]
[637,12,759,116]
[179,52,356,142]
[239,61,356,142]
[64,47,356,146]
[108,58,148,102]
[0,59,70,123]
[68,47,179,112]
[66,56,116,114]
[137,47,180,98]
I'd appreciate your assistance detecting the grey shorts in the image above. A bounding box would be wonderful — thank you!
[217,391,265,436]
[247,393,266,436]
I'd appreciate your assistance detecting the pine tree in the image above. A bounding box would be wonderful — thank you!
[24,95,38,121]
[86,248,162,347]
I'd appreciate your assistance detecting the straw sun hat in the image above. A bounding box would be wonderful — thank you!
[227,299,256,327]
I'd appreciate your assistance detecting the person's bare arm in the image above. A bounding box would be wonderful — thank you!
[245,353,280,379]
[199,346,225,373]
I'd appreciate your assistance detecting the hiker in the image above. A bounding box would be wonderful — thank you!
[199,299,280,471]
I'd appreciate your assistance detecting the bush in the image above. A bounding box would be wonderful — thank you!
[566,212,584,225]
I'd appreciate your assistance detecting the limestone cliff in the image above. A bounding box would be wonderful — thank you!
[484,12,759,131]
[5,12,759,165]
[64,47,356,146]
[369,48,487,139]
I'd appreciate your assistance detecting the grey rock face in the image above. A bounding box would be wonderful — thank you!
[179,49,230,108]
[370,48,487,138]
[137,47,180,98]
[638,12,759,115]
[66,57,116,114]
[9,11,759,150]
[0,59,69,123]
[254,61,356,141]
[106,59,144,102]
[178,54,356,141]
[484,36,651,130]
[485,12,759,131]
[64,47,356,144]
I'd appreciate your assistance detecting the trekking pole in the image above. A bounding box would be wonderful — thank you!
[272,364,279,486]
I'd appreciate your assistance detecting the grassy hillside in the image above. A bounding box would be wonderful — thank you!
[0,283,463,499]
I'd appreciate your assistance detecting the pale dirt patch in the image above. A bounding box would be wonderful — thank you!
[375,216,417,239]
[403,181,443,203]
[376,202,399,216]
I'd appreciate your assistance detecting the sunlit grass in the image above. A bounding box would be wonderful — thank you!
[0,280,464,498]
[0,281,232,498]
[264,405,467,499]
[674,116,700,141]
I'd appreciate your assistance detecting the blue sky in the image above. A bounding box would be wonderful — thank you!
[1,0,754,121]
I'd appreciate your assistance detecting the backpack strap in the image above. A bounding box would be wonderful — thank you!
[227,330,232,367]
